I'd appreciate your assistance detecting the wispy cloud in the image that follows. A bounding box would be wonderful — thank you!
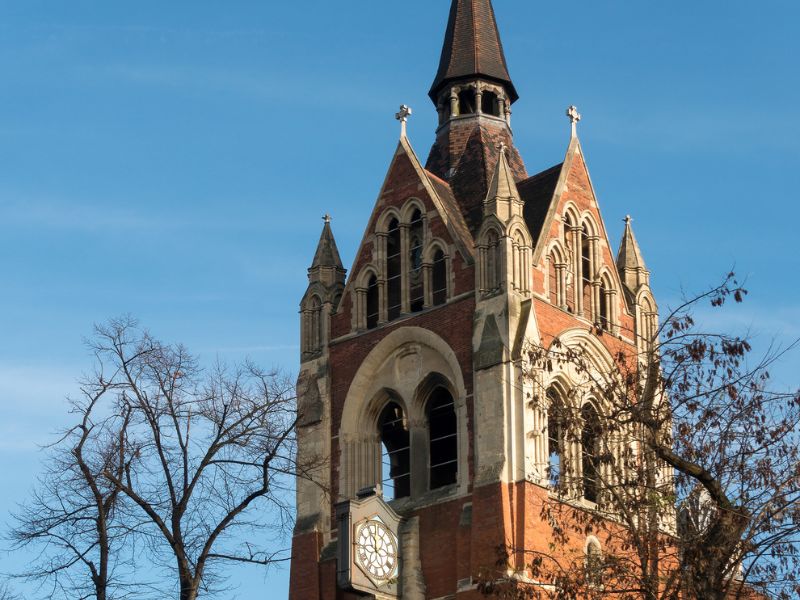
[0,198,158,232]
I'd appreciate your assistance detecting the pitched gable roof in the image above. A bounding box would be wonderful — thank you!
[429,0,518,102]
[518,163,563,244]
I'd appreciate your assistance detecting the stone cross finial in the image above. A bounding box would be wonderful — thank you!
[323,214,332,224]
[624,215,633,225]
[496,141,507,155]
[567,105,581,137]
[395,104,413,138]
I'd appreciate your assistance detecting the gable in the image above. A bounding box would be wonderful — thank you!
[331,139,477,338]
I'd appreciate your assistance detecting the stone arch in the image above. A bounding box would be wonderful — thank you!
[339,327,468,501]
[596,267,617,332]
[580,212,600,237]
[423,239,450,307]
[401,197,427,224]
[376,207,403,234]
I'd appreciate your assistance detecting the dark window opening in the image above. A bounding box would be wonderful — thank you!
[564,218,575,313]
[599,282,610,331]
[379,402,410,500]
[486,230,500,291]
[366,275,379,330]
[427,387,457,489]
[387,219,402,321]
[481,91,499,116]
[581,226,592,320]
[432,248,447,306]
[547,388,563,487]
[581,404,601,503]
[458,89,476,115]
[308,295,322,353]
[548,253,559,306]
[409,210,424,313]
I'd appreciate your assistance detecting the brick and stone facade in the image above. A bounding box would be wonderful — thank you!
[289,1,660,598]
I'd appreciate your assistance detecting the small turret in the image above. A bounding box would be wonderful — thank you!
[300,216,346,362]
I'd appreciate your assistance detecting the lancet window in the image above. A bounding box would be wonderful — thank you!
[586,538,603,587]
[303,295,322,356]
[431,248,448,307]
[546,387,565,488]
[408,209,425,313]
[387,219,402,321]
[379,402,410,501]
[563,215,576,313]
[366,275,379,330]
[581,403,601,503]
[581,225,593,321]
[480,229,501,294]
[427,387,458,489]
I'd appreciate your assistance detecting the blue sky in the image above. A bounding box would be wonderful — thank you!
[0,1,798,597]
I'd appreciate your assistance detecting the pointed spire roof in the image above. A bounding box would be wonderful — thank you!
[616,216,646,272]
[311,217,344,271]
[617,216,650,292]
[486,146,520,203]
[429,0,518,103]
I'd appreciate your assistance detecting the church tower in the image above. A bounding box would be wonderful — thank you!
[289,1,658,598]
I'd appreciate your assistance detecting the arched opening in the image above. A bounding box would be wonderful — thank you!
[458,88,476,115]
[366,275,379,330]
[481,90,499,116]
[408,209,424,313]
[547,387,565,488]
[581,225,593,320]
[432,248,447,306]
[427,387,458,489]
[307,295,322,354]
[599,280,610,331]
[485,230,500,292]
[586,539,603,587]
[563,216,575,313]
[387,219,402,321]
[581,404,601,503]
[379,402,410,500]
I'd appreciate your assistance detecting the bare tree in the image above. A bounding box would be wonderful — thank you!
[91,317,311,600]
[478,275,800,600]
[0,580,20,600]
[9,374,135,600]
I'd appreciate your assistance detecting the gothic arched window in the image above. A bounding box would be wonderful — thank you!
[387,219,402,321]
[586,538,603,587]
[485,230,500,292]
[599,279,610,331]
[547,388,565,488]
[408,209,425,313]
[563,215,575,313]
[432,248,448,306]
[581,225,593,320]
[306,295,322,354]
[427,387,458,489]
[581,403,601,503]
[379,402,410,500]
[366,274,379,330]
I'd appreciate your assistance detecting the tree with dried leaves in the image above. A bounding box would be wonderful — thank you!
[10,318,319,600]
[478,275,800,600]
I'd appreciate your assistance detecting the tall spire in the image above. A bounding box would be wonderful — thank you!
[429,0,518,103]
